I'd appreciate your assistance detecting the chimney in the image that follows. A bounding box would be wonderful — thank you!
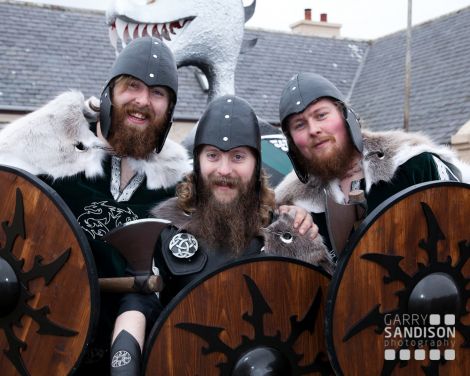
[304,8,312,21]
[290,11,341,38]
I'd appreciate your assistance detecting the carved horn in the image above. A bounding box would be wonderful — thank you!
[244,0,256,22]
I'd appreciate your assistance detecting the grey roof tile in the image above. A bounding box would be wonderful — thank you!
[1,1,469,144]
[350,6,470,144]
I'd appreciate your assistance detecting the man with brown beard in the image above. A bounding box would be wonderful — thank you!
[109,95,319,376]
[0,36,190,374]
[64,37,190,374]
[276,72,468,258]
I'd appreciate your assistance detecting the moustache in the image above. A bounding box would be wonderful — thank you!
[208,176,242,189]
[115,102,155,121]
[308,135,336,148]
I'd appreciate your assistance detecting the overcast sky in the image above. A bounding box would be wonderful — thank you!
[11,0,470,39]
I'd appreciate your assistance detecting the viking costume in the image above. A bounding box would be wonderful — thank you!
[0,37,190,373]
[276,73,469,255]
[117,95,265,316]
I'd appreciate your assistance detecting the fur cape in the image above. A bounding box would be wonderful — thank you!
[151,197,191,228]
[151,196,335,274]
[276,129,470,213]
[0,91,191,189]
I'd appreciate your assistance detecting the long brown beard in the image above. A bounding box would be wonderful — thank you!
[292,135,356,182]
[107,102,167,159]
[186,174,261,257]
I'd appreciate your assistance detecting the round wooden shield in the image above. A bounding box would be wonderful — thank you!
[326,182,470,375]
[144,257,331,375]
[0,166,99,376]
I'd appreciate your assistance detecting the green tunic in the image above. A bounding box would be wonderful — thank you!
[366,152,460,213]
[40,155,176,374]
[313,152,461,253]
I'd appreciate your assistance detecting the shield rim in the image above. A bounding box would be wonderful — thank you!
[143,255,330,371]
[0,164,100,375]
[325,180,470,375]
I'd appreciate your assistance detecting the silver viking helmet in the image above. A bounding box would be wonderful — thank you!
[279,72,363,183]
[193,95,262,190]
[99,36,178,153]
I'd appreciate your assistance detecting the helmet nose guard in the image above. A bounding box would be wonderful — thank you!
[279,73,363,183]
[99,36,178,153]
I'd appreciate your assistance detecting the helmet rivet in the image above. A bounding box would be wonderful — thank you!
[149,73,155,78]
[227,99,232,103]
[296,101,301,105]
[225,115,230,119]
[223,137,229,141]
[153,54,158,58]
[154,41,159,44]
[104,93,108,97]
[291,86,297,91]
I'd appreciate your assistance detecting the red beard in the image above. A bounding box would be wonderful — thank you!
[107,102,168,159]
[293,135,356,182]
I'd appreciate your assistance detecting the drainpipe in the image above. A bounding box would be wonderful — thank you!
[404,0,412,132]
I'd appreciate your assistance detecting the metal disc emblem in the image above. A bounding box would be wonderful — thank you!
[169,233,198,258]
[111,350,132,368]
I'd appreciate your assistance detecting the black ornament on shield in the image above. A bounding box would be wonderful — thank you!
[343,202,470,376]
[0,189,77,376]
[176,274,333,375]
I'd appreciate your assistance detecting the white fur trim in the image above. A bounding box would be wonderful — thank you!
[0,91,191,187]
[0,91,106,179]
[276,129,470,211]
[127,139,191,189]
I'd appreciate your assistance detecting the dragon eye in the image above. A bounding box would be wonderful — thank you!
[280,232,293,244]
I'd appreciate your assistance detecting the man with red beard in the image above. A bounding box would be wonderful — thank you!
[276,72,467,258]
[0,36,190,374]
[109,95,322,375]
[67,37,189,373]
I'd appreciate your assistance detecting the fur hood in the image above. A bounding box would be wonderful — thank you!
[151,196,335,275]
[276,129,470,213]
[0,91,191,189]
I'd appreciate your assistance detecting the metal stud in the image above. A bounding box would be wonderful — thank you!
[153,54,158,58]
[225,115,230,119]
[104,93,108,97]
[223,137,228,141]
[149,73,155,78]
[227,99,232,103]
[291,86,297,91]
[296,101,301,105]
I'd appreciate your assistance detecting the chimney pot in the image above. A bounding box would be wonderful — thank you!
[304,8,312,21]
[320,13,328,22]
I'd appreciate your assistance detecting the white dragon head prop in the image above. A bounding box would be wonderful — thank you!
[106,0,256,102]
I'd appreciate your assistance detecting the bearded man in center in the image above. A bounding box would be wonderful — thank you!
[109,95,331,375]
